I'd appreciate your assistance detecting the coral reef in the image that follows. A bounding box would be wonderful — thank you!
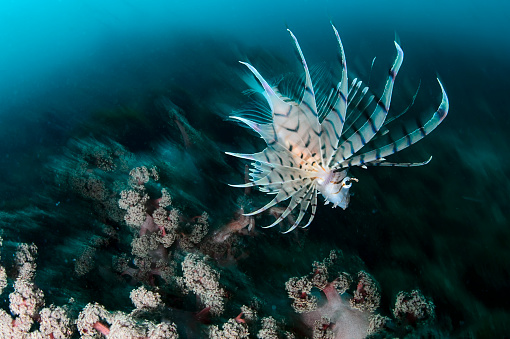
[0,242,74,338]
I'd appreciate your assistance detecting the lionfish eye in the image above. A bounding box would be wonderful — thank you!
[342,177,359,189]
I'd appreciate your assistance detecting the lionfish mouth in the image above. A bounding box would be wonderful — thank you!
[227,24,449,233]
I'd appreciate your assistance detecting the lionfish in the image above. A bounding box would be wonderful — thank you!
[227,25,449,233]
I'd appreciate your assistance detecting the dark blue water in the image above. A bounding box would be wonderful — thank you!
[0,1,509,337]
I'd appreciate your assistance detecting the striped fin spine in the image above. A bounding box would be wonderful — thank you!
[341,80,374,135]
[282,29,322,166]
[238,62,290,115]
[230,163,312,189]
[330,42,404,167]
[238,66,321,167]
[226,142,316,171]
[243,178,313,216]
[282,186,317,233]
[334,79,449,169]
[228,116,277,144]
[366,156,432,167]
[300,188,318,229]
[261,183,314,229]
[320,24,349,167]
[349,85,370,112]
[348,78,363,105]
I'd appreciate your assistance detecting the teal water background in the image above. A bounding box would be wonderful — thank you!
[0,0,509,337]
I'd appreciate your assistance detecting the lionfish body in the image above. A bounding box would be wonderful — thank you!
[227,25,449,233]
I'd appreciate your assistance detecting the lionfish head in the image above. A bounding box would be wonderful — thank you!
[316,169,356,210]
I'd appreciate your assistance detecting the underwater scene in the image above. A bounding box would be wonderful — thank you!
[0,0,509,338]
